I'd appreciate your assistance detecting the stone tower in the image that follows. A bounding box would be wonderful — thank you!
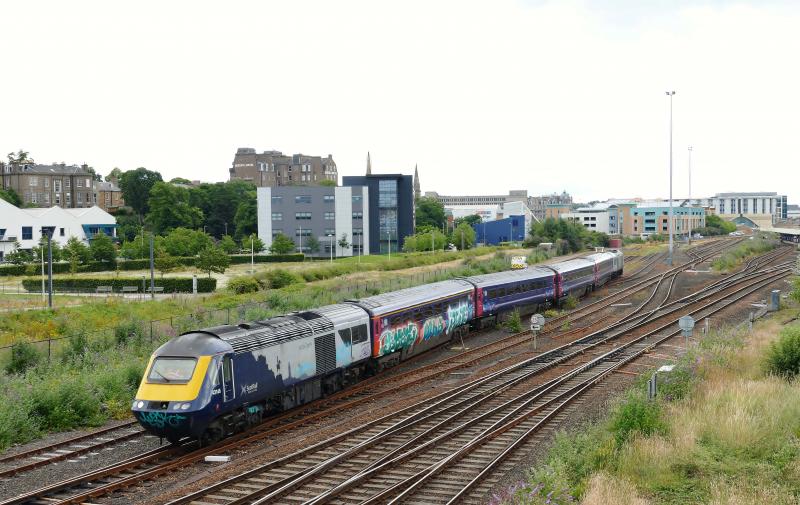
[366,152,372,175]
[413,164,421,201]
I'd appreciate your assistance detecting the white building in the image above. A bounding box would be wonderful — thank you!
[685,192,787,228]
[0,199,117,261]
[563,206,612,234]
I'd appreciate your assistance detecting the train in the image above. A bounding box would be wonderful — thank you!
[131,249,623,445]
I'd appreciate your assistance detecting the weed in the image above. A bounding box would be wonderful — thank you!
[114,321,143,346]
[608,392,665,447]
[544,309,559,319]
[763,325,800,379]
[227,276,261,294]
[502,310,522,332]
[562,295,578,310]
[6,341,41,375]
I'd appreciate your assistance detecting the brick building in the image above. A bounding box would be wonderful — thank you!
[1,162,98,208]
[229,148,337,187]
[96,181,125,213]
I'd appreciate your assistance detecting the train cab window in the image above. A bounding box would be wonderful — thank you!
[338,328,352,345]
[148,357,196,383]
[223,356,232,383]
[351,325,368,344]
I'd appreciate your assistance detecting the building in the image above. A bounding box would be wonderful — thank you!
[229,148,337,187]
[630,202,705,237]
[545,204,572,220]
[257,186,368,257]
[528,191,573,220]
[472,215,526,245]
[686,192,787,228]
[0,199,117,261]
[342,174,415,255]
[563,207,612,234]
[1,162,98,208]
[96,181,125,213]
[425,189,530,208]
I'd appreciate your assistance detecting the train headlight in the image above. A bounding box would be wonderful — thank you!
[180,403,192,410]
[136,401,144,409]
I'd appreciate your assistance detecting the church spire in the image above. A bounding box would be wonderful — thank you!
[366,152,372,175]
[413,164,421,200]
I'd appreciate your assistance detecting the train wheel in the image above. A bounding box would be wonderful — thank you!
[166,435,182,445]
[200,423,224,447]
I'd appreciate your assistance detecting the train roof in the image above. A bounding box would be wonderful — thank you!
[547,257,595,272]
[463,267,554,289]
[174,304,367,354]
[347,279,474,316]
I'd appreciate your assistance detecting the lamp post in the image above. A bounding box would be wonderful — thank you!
[298,225,302,256]
[250,235,254,274]
[688,146,693,244]
[39,228,53,309]
[666,90,676,266]
[149,233,155,299]
[327,234,334,263]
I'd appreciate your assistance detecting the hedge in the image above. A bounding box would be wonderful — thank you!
[0,254,304,276]
[21,277,216,293]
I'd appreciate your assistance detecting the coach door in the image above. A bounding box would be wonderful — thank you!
[222,354,234,402]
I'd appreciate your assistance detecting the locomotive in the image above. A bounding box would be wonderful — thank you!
[132,249,623,444]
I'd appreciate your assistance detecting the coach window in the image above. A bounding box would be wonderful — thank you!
[352,325,368,344]
[338,328,352,346]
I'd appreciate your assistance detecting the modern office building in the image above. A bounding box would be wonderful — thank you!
[256,186,369,257]
[1,162,99,209]
[0,199,117,261]
[230,148,338,187]
[342,174,415,255]
[472,215,526,245]
[685,192,787,227]
[630,202,705,237]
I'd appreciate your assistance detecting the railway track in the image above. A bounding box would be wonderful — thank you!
[0,240,762,505]
[160,256,792,505]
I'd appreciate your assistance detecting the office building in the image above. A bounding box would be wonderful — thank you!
[342,174,414,255]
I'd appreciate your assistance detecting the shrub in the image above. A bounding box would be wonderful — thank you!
[544,309,559,319]
[763,326,800,379]
[61,330,90,363]
[228,276,261,294]
[263,269,301,289]
[21,276,216,293]
[502,309,522,332]
[609,392,665,447]
[6,341,41,375]
[31,378,104,431]
[790,277,800,304]
[562,294,579,310]
[114,321,143,346]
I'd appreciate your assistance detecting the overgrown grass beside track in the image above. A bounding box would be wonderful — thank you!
[494,294,800,505]
[711,236,777,272]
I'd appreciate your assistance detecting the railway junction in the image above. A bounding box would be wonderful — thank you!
[0,238,796,505]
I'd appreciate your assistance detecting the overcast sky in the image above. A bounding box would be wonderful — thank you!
[2,0,798,204]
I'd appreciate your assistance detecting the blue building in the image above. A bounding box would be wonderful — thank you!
[473,215,526,245]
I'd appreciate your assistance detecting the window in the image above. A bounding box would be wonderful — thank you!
[352,212,363,219]
[378,179,397,208]
[325,228,336,235]
[77,178,83,188]
[295,195,312,204]
[324,195,335,203]
[22,227,33,240]
[55,194,61,205]
[272,229,283,236]
[272,212,283,221]
[31,193,38,204]
[295,229,312,237]
[65,179,70,188]
[147,357,197,383]
[338,328,352,345]
[66,193,71,204]
[352,195,362,203]
[351,325,368,344]
[54,180,61,192]
[324,212,335,220]
[44,178,49,188]
[29,177,38,186]
[59,228,65,237]
[271,196,283,204]
[295,212,312,220]
[353,228,363,236]
[77,192,83,204]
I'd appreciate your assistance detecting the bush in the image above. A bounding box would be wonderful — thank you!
[544,309,559,319]
[263,269,301,289]
[228,276,261,294]
[609,392,665,447]
[62,331,90,363]
[114,321,143,346]
[21,276,216,293]
[764,326,800,379]
[31,379,105,431]
[6,341,41,375]
[502,309,522,333]
[562,294,579,310]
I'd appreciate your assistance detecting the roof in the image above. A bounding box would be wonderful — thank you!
[349,279,474,315]
[547,258,595,272]
[97,181,121,191]
[464,267,554,288]
[9,163,92,176]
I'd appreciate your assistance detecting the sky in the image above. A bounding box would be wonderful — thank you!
[2,0,799,204]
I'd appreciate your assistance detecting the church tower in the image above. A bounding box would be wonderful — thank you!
[413,164,421,201]
[366,152,372,175]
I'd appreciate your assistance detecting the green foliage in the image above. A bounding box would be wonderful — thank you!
[529,217,608,254]
[218,235,238,254]
[450,222,476,250]
[704,214,737,234]
[562,294,578,310]
[6,341,41,375]
[791,277,800,304]
[543,309,559,319]
[338,233,351,250]
[269,233,296,255]
[89,232,117,263]
[244,233,266,254]
[306,235,321,254]
[162,227,213,257]
[114,321,143,346]
[764,326,800,379]
[712,237,776,271]
[154,252,179,277]
[5,240,32,264]
[21,276,216,293]
[146,181,204,234]
[196,245,231,277]
[609,392,666,447]
[64,236,91,273]
[31,378,105,431]
[7,149,34,164]
[105,167,123,182]
[119,167,163,217]
[31,240,63,263]
[0,187,22,206]
[187,180,255,239]
[454,214,482,227]
[227,276,261,294]
[113,208,141,243]
[502,309,522,332]
[403,228,447,252]
[415,196,446,231]
[262,269,301,289]
[318,179,337,187]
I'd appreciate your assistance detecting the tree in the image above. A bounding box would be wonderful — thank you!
[415,197,446,231]
[170,177,192,185]
[454,214,482,227]
[64,237,91,273]
[450,222,476,250]
[162,228,213,257]
[188,180,255,238]
[0,187,22,207]
[32,239,62,263]
[5,240,32,265]
[219,235,238,254]
[155,253,179,278]
[7,150,33,164]
[89,232,117,263]
[119,167,163,218]
[403,229,447,252]
[269,233,295,255]
[105,167,123,182]
[338,233,351,251]
[233,198,257,239]
[319,179,336,187]
[306,235,321,254]
[245,233,266,254]
[196,245,230,278]
[146,182,203,234]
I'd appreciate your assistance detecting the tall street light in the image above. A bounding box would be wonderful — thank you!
[688,146,693,244]
[666,90,676,266]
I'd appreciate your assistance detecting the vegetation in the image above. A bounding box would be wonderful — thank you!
[763,325,800,379]
[154,252,179,277]
[451,222,476,250]
[218,234,238,254]
[561,294,578,310]
[0,187,22,206]
[146,181,203,234]
[244,233,265,254]
[711,236,776,271]
[195,245,231,277]
[118,167,163,218]
[415,196,446,231]
[502,310,522,332]
[527,218,609,254]
[269,233,296,255]
[20,276,217,293]
[694,214,737,236]
[64,236,91,273]
[89,233,117,264]
[227,276,261,294]
[402,227,448,252]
